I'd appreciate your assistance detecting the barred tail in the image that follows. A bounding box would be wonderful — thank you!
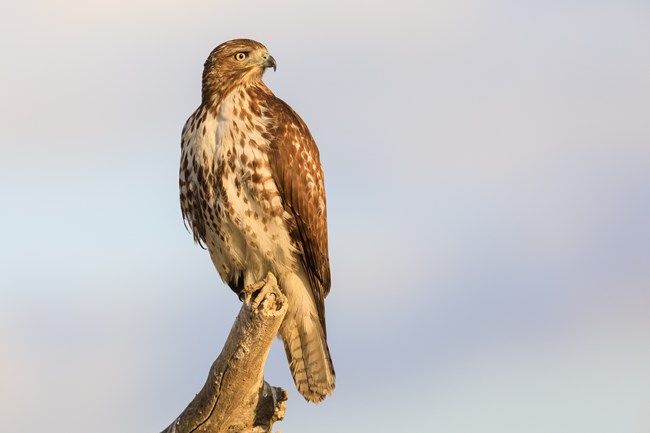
[279,310,335,402]
[277,269,335,402]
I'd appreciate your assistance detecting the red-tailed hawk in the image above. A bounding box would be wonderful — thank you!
[179,39,335,402]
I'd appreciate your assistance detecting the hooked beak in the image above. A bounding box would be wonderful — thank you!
[262,54,277,72]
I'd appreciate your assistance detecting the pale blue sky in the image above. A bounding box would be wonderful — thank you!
[1,1,649,432]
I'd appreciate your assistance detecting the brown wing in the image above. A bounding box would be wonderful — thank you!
[179,107,211,249]
[264,95,331,329]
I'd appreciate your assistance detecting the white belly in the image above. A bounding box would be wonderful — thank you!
[204,189,296,288]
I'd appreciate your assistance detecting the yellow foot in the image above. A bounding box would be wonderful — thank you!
[241,272,278,310]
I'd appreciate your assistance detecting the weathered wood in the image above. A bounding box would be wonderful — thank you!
[161,274,288,433]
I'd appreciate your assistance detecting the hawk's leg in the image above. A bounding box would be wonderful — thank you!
[240,272,278,310]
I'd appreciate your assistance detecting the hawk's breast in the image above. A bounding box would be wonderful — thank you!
[181,88,297,288]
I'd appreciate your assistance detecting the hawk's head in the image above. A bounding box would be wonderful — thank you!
[201,39,276,103]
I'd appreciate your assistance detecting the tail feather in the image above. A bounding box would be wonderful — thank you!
[279,311,335,402]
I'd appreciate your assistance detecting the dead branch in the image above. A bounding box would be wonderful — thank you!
[161,274,288,433]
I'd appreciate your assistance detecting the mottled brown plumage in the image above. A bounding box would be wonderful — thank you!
[179,39,334,402]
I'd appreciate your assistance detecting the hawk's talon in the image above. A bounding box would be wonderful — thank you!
[241,272,277,310]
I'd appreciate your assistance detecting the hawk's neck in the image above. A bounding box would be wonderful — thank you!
[203,81,274,113]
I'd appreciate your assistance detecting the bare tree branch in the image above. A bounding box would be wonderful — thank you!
[161,274,288,433]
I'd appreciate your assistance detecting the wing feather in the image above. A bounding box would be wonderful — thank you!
[263,95,331,333]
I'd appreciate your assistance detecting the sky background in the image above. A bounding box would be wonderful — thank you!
[1,0,649,432]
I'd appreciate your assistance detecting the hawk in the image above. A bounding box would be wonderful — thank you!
[179,39,335,402]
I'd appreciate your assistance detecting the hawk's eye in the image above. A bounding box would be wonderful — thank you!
[235,52,248,61]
